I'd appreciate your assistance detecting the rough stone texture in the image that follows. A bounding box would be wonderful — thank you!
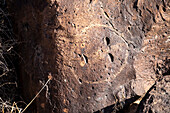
[8,0,169,113]
[137,76,170,113]
[132,0,170,95]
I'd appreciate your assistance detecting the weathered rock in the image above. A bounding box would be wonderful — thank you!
[8,0,169,112]
[137,75,170,113]
[132,0,170,95]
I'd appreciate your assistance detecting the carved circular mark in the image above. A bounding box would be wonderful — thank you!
[81,50,128,84]
[70,22,130,85]
[80,61,86,67]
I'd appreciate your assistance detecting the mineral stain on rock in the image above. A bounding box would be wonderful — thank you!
[7,0,169,112]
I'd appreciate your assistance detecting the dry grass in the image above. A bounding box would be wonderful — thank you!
[0,1,20,113]
[0,1,54,112]
[0,98,22,113]
[0,75,52,113]
[21,74,52,113]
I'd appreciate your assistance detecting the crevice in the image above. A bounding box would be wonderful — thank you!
[133,0,138,11]
[94,95,140,113]
[79,78,82,84]
[105,37,110,45]
[107,20,132,47]
[82,54,88,64]
[104,11,110,19]
[146,8,153,15]
[108,53,114,62]
[156,5,159,10]
[162,6,166,12]
[160,13,166,21]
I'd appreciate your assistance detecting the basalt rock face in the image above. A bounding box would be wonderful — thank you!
[9,0,169,113]
[137,76,170,113]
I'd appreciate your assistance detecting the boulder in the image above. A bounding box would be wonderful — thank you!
[8,0,169,112]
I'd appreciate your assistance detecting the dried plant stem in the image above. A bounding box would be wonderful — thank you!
[21,76,52,113]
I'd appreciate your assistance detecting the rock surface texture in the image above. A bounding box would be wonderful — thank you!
[8,0,169,112]
[137,76,170,113]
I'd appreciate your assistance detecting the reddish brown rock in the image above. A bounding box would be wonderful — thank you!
[8,0,169,112]
[137,75,170,113]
